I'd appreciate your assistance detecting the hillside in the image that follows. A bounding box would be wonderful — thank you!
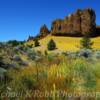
[26,35,100,52]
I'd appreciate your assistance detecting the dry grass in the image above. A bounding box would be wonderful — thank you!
[26,35,100,52]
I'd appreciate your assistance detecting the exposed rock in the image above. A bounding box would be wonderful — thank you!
[40,24,50,37]
[51,19,63,35]
[51,8,96,36]
[73,9,82,35]
[67,14,74,34]
[81,8,96,36]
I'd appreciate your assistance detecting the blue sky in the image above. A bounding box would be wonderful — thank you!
[0,0,100,41]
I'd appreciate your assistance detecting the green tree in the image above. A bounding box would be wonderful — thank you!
[7,40,25,47]
[48,39,56,50]
[0,56,5,69]
[80,34,93,49]
[34,39,40,47]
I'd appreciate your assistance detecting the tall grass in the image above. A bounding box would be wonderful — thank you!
[0,54,100,99]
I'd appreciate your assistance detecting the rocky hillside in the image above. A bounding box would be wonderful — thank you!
[51,8,96,36]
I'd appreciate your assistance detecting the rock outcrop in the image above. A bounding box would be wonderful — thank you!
[40,24,50,37]
[51,8,96,36]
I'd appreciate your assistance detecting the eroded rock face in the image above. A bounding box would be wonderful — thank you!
[81,8,96,36]
[73,9,82,35]
[51,8,96,36]
[51,19,63,35]
[40,24,50,37]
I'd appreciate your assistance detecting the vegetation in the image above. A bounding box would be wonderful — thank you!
[47,39,56,50]
[0,52,100,99]
[7,40,25,47]
[80,35,93,49]
[26,36,100,52]
[34,39,40,47]
[0,35,100,99]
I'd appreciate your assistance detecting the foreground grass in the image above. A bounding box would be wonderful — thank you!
[1,55,100,99]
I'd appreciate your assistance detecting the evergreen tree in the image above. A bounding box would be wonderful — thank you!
[47,39,56,50]
[80,34,93,49]
[34,39,40,47]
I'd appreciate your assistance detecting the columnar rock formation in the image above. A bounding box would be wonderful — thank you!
[51,8,96,36]
[28,8,98,41]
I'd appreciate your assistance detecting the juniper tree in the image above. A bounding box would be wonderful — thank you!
[47,39,56,50]
[80,34,93,49]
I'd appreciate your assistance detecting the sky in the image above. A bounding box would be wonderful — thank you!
[0,0,100,41]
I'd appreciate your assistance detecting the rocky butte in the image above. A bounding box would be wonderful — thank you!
[51,8,96,37]
[28,8,100,41]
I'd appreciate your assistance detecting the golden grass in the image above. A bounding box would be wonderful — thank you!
[26,35,100,52]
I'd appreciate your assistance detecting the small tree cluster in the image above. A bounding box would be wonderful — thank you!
[7,40,25,47]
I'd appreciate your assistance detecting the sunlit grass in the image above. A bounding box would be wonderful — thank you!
[26,35,100,52]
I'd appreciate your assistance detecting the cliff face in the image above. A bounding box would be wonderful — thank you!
[51,8,96,36]
[81,9,96,36]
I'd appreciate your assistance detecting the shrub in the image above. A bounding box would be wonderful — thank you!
[27,50,38,60]
[34,39,40,47]
[19,60,29,66]
[21,76,37,90]
[73,59,96,90]
[6,63,16,69]
[47,39,56,50]
[27,44,33,48]
[13,55,22,62]
[0,67,7,80]
[44,50,48,56]
[14,45,23,51]
[78,49,93,58]
[65,51,78,59]
[94,50,100,59]
[0,56,5,68]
